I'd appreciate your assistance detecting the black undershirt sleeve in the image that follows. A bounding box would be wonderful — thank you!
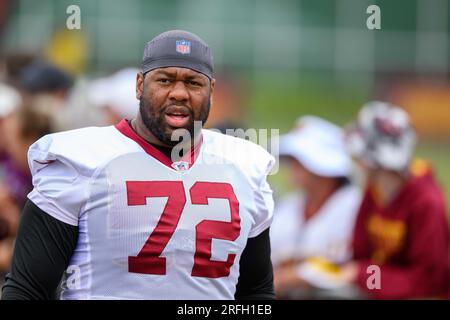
[1,200,78,300]
[235,228,275,300]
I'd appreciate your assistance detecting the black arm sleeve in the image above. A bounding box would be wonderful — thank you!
[1,200,78,300]
[235,227,275,300]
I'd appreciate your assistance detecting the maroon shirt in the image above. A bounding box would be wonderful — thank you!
[353,160,450,299]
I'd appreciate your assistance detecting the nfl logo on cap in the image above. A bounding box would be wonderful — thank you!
[175,40,191,54]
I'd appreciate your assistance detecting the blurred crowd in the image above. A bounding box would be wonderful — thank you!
[0,55,142,285]
[271,103,450,300]
[0,54,449,300]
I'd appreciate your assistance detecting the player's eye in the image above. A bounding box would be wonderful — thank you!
[187,80,202,87]
[157,78,172,84]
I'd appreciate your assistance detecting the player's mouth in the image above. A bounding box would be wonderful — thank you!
[164,106,191,128]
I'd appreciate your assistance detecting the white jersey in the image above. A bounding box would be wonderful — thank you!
[27,119,275,300]
[270,184,361,266]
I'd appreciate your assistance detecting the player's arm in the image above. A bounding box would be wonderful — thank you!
[235,227,275,300]
[1,200,78,300]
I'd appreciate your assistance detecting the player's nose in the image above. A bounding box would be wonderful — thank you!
[168,80,189,102]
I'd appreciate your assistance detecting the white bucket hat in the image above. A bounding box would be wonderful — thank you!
[0,83,21,118]
[278,116,352,177]
[88,68,139,120]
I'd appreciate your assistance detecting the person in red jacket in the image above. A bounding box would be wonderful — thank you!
[341,101,450,299]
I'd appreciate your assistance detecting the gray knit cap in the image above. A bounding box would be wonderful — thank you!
[142,30,214,79]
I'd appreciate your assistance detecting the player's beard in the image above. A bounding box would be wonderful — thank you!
[139,89,211,147]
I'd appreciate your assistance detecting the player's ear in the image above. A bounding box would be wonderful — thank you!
[209,78,215,105]
[136,72,144,99]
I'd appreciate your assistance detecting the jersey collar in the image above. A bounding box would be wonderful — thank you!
[114,119,202,171]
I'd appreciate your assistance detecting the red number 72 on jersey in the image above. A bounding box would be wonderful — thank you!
[126,181,240,278]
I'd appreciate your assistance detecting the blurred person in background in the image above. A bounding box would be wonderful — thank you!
[0,100,53,287]
[1,53,40,91]
[270,116,362,299]
[18,60,73,130]
[18,59,102,131]
[0,83,22,241]
[341,101,450,299]
[19,60,73,103]
[87,68,140,125]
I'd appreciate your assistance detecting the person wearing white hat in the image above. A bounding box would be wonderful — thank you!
[270,115,362,298]
[0,83,22,157]
[88,68,140,125]
[0,83,21,119]
[0,83,22,242]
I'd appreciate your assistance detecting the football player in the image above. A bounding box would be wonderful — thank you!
[2,30,275,300]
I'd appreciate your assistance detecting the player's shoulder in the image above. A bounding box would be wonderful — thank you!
[31,125,122,157]
[28,125,135,176]
[201,129,275,175]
